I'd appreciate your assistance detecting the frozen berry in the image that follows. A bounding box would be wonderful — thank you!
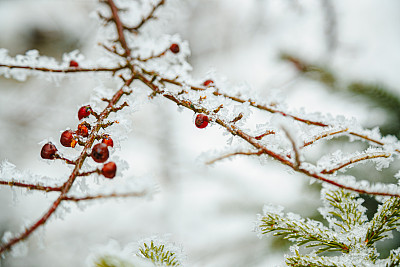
[102,134,114,147]
[91,143,109,163]
[77,123,90,137]
[102,162,117,179]
[169,43,180,54]
[195,114,209,129]
[78,105,92,120]
[69,60,79,67]
[60,130,76,147]
[203,79,214,87]
[40,142,57,159]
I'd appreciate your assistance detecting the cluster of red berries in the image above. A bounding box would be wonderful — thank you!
[40,105,117,179]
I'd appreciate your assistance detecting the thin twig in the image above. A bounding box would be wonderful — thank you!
[321,153,391,174]
[0,180,61,192]
[62,191,147,202]
[282,127,301,168]
[206,150,264,165]
[126,0,165,33]
[0,64,125,73]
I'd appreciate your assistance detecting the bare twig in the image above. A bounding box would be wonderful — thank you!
[62,191,147,202]
[321,153,391,174]
[0,180,61,192]
[206,150,264,165]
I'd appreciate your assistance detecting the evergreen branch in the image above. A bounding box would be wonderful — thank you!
[138,240,181,266]
[258,212,349,254]
[94,255,136,267]
[286,254,340,267]
[365,197,400,246]
[323,189,367,231]
[386,248,400,267]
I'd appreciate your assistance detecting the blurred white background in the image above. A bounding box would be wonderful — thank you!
[1,0,400,266]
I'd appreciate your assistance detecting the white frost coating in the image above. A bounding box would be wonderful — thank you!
[316,146,394,174]
[134,234,186,264]
[1,231,28,258]
[85,239,154,267]
[0,160,63,188]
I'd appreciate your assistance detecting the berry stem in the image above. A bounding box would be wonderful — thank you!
[54,154,76,165]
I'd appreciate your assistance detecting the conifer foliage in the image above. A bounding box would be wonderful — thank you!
[1,0,400,266]
[257,185,400,266]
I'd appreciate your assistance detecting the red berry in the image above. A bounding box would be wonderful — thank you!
[102,134,114,147]
[40,142,58,159]
[78,105,92,120]
[102,162,117,179]
[169,43,180,54]
[203,80,214,87]
[69,60,79,67]
[91,143,109,163]
[60,130,76,147]
[195,114,209,129]
[77,123,90,137]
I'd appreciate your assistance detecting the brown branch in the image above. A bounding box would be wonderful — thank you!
[255,130,275,140]
[54,155,76,165]
[106,0,131,56]
[302,128,348,148]
[62,191,146,202]
[0,72,137,255]
[157,75,400,156]
[282,127,301,168]
[78,169,101,177]
[0,64,124,73]
[126,0,165,33]
[321,153,391,174]
[0,180,61,192]
[206,150,264,165]
[137,71,400,198]
[135,49,167,62]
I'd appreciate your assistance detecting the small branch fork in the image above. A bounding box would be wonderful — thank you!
[1,0,400,257]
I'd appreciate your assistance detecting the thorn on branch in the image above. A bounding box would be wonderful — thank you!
[100,121,118,129]
[111,101,129,112]
[255,130,275,140]
[230,113,243,124]
[213,104,223,113]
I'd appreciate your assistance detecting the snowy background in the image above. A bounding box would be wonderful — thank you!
[1,0,400,266]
